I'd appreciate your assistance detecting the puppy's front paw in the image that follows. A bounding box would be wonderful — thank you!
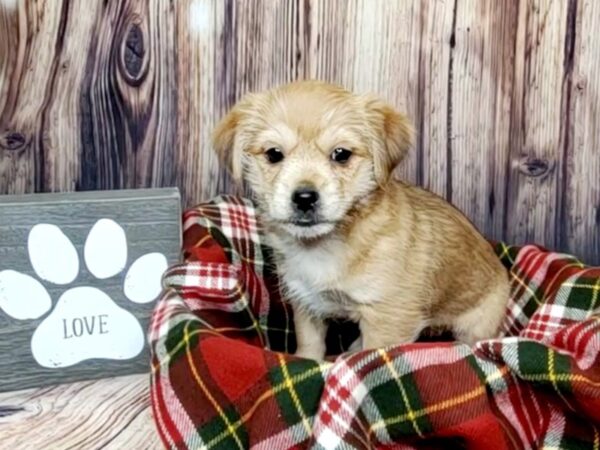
[295,344,326,361]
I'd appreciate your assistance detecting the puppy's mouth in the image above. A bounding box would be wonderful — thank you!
[291,220,316,228]
[278,218,337,227]
[281,212,338,227]
[288,218,333,227]
[275,218,338,240]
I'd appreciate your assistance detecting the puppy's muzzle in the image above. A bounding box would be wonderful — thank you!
[291,186,319,225]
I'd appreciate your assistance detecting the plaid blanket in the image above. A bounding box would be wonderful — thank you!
[149,196,600,449]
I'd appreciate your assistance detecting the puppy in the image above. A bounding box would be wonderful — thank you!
[212,80,509,360]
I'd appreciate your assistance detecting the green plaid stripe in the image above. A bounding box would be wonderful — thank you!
[199,406,249,450]
[517,342,573,394]
[370,349,432,438]
[562,277,600,311]
[269,355,326,433]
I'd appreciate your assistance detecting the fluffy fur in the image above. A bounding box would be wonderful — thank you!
[213,80,509,360]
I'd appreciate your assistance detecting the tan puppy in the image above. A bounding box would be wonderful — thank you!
[212,80,509,360]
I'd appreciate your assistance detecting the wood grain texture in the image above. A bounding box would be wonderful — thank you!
[504,0,572,250]
[0,374,160,450]
[175,0,223,205]
[0,0,18,116]
[0,0,598,263]
[0,0,67,194]
[418,0,455,199]
[450,0,518,238]
[563,0,600,263]
[0,188,181,392]
[78,0,178,191]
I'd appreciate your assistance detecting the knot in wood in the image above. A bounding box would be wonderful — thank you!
[518,156,551,178]
[120,22,148,86]
[0,131,27,151]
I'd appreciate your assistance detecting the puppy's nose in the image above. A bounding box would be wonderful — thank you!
[292,187,319,213]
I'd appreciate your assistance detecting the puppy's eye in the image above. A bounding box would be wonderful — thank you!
[331,148,352,164]
[265,147,284,164]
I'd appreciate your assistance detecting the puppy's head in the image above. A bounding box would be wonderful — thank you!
[213,80,413,240]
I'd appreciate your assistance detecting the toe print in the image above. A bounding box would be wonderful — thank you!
[124,253,168,304]
[0,270,51,319]
[84,219,127,279]
[28,224,79,285]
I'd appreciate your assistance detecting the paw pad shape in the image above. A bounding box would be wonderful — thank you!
[0,219,167,368]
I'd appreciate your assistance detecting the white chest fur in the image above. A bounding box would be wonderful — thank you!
[274,238,361,319]
[282,240,347,288]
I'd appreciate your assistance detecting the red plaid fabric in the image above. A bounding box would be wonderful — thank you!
[149,195,600,449]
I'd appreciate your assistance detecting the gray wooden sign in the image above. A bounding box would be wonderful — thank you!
[0,188,182,392]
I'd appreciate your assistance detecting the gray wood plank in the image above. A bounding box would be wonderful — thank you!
[562,0,600,265]
[0,188,181,392]
[505,0,571,250]
[450,0,518,240]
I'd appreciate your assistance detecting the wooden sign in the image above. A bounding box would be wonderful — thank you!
[0,188,181,392]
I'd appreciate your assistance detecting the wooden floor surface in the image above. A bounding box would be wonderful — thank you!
[0,374,161,450]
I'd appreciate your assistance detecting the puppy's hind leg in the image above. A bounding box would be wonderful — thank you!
[452,282,510,345]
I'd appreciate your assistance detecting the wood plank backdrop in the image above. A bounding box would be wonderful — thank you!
[0,0,598,263]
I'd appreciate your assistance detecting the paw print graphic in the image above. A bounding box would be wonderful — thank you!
[0,219,167,368]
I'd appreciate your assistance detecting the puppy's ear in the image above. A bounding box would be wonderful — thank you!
[370,102,414,184]
[212,109,244,181]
